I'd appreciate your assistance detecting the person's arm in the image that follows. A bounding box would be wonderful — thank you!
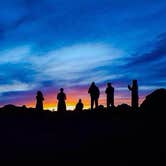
[128,85,132,91]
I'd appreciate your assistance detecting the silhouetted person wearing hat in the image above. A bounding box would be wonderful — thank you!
[75,99,84,112]
[128,80,139,110]
[105,83,114,108]
[88,82,100,110]
[36,91,44,112]
[57,88,66,112]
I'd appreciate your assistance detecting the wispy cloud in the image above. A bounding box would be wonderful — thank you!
[31,43,125,85]
[0,46,31,64]
[0,81,35,93]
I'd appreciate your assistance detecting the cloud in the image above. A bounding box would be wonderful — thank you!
[29,43,125,86]
[0,42,126,93]
[128,34,166,66]
[0,81,35,93]
[112,33,166,94]
[0,45,31,64]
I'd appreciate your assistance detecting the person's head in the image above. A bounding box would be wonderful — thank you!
[79,99,82,103]
[37,91,42,96]
[107,82,111,87]
[133,80,137,85]
[91,82,95,86]
[60,88,64,92]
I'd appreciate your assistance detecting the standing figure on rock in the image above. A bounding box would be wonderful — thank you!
[57,88,66,112]
[88,82,100,110]
[75,99,84,112]
[105,82,114,109]
[128,80,139,110]
[36,91,44,112]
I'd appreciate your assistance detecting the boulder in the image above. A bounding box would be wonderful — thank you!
[140,88,166,113]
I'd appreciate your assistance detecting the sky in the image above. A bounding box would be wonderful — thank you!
[0,0,166,110]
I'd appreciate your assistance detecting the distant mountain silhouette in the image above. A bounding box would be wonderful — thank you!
[0,104,35,112]
[140,88,166,113]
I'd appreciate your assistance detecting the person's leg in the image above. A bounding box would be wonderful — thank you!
[91,97,94,110]
[133,96,138,110]
[110,97,114,107]
[64,102,66,111]
[112,96,114,107]
[107,97,110,108]
[95,98,98,108]
[57,102,60,112]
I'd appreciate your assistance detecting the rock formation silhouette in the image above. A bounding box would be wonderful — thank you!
[116,104,131,112]
[140,88,166,114]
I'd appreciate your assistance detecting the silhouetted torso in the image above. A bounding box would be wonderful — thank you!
[57,89,66,112]
[88,82,100,110]
[36,91,44,112]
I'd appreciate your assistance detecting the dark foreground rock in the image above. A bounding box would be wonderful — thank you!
[0,111,165,165]
[140,88,166,114]
[0,88,166,164]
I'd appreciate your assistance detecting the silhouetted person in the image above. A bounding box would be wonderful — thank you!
[128,80,139,110]
[36,91,44,112]
[105,83,114,108]
[75,99,84,112]
[57,88,66,112]
[88,82,100,110]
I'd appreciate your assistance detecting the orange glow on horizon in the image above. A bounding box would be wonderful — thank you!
[23,92,145,111]
[3,89,145,111]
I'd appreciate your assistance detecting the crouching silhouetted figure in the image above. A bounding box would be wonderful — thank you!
[88,82,100,110]
[57,88,66,112]
[105,83,114,109]
[36,91,44,112]
[128,80,139,110]
[75,99,84,112]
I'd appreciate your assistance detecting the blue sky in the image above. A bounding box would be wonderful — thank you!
[0,0,166,108]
